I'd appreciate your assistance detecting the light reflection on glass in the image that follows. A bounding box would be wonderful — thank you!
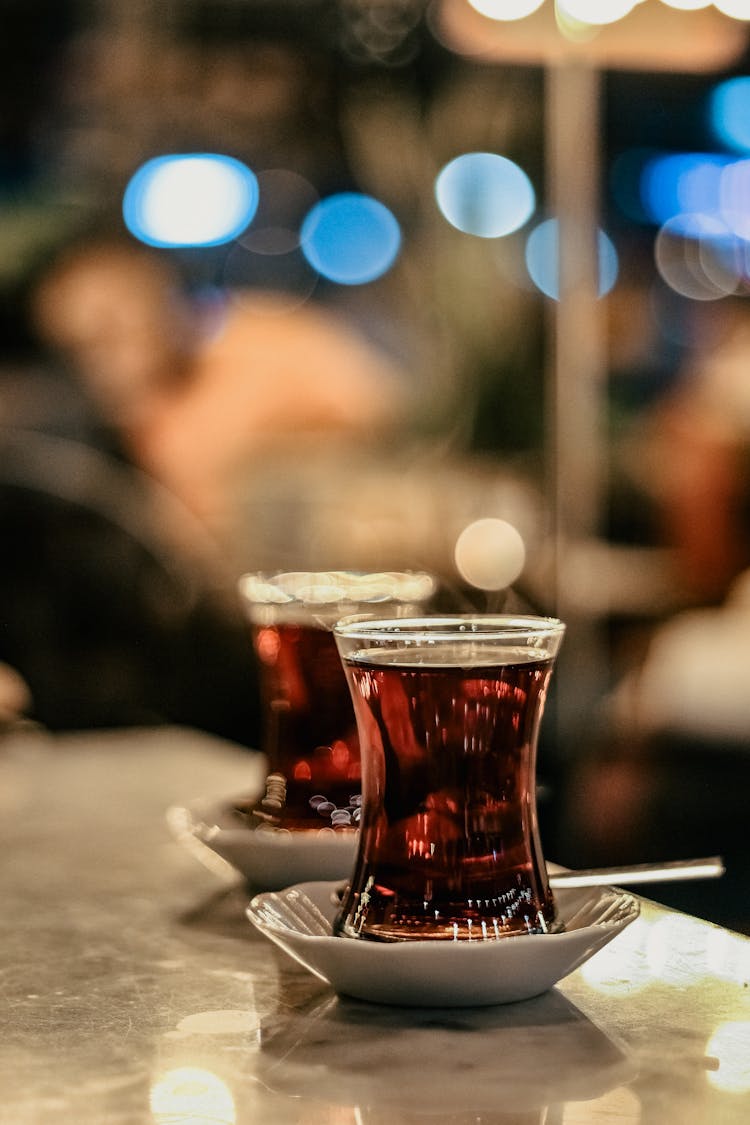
[435,152,536,238]
[706,1022,750,1093]
[524,218,618,299]
[123,154,259,248]
[149,1066,236,1124]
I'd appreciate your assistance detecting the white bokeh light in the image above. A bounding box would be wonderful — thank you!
[719,159,750,239]
[435,152,536,238]
[654,213,741,300]
[661,0,715,9]
[556,0,638,24]
[714,0,750,20]
[123,154,258,248]
[658,0,711,9]
[454,518,526,591]
[467,0,546,18]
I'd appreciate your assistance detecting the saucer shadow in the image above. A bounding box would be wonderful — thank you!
[255,988,635,1115]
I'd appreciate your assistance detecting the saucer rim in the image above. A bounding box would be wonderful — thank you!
[169,793,358,890]
[246,878,641,1007]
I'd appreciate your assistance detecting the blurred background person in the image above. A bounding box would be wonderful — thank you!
[28,231,412,570]
[0,235,268,743]
[617,297,750,607]
[0,226,415,742]
[555,299,750,934]
[0,419,264,744]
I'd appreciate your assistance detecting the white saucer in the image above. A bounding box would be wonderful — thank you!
[246,879,640,1007]
[168,796,357,890]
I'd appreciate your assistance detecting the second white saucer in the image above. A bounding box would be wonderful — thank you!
[169,796,357,890]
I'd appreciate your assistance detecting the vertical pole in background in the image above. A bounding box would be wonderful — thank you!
[545,58,609,751]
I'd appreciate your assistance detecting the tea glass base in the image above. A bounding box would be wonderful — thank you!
[246,879,640,1007]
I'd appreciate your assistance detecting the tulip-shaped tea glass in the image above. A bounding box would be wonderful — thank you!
[332,615,565,940]
[238,571,435,833]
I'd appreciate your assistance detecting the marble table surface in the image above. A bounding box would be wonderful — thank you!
[1,725,749,1124]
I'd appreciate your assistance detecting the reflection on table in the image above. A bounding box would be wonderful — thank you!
[1,726,749,1123]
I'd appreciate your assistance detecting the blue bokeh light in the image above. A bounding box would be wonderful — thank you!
[434,152,536,238]
[709,77,750,155]
[524,218,619,300]
[639,150,750,243]
[300,192,401,285]
[640,152,732,227]
[123,153,259,248]
[720,159,750,240]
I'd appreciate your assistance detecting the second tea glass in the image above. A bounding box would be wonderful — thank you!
[238,571,435,833]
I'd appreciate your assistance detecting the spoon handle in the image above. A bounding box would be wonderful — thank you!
[549,856,725,889]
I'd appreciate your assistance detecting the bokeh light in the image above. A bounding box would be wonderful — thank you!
[240,168,319,255]
[221,169,320,306]
[524,218,619,299]
[300,192,401,284]
[640,152,731,227]
[718,159,750,239]
[123,154,259,248]
[659,0,711,9]
[220,240,319,308]
[467,0,545,19]
[556,0,638,24]
[653,213,741,300]
[454,518,526,591]
[714,0,750,20]
[435,152,536,238]
[709,77,750,154]
[640,150,750,250]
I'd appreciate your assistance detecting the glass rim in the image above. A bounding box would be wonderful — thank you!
[238,569,435,607]
[333,613,565,642]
